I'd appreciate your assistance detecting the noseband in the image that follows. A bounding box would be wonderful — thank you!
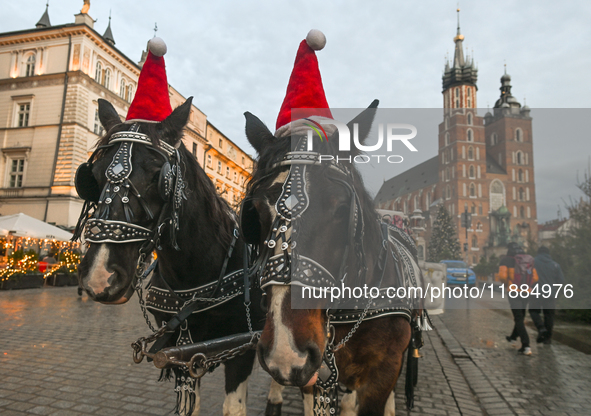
[73,123,186,252]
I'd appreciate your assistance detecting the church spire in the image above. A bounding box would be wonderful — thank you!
[442,7,477,92]
[36,1,51,29]
[103,11,115,45]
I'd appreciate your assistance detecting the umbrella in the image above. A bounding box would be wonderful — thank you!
[0,213,73,242]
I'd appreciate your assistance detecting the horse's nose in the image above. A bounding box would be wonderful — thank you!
[258,341,323,387]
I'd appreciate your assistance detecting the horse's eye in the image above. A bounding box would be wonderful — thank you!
[334,204,350,220]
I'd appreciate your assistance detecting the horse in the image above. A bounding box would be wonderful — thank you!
[75,98,270,416]
[239,102,428,416]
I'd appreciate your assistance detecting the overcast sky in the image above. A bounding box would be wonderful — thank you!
[2,0,590,223]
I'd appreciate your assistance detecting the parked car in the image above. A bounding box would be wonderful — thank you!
[440,260,476,286]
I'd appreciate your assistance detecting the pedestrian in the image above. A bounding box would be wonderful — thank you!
[529,246,564,345]
[497,242,538,356]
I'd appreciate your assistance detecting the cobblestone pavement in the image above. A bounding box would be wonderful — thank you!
[1,287,589,415]
[440,307,591,416]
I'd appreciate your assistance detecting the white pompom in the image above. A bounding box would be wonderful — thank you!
[306,29,326,51]
[148,37,167,57]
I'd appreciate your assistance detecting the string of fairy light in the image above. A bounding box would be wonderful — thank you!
[0,236,81,283]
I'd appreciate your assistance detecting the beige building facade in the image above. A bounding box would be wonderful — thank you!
[0,5,252,228]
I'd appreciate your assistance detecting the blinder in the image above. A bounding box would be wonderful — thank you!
[239,198,261,245]
[75,162,101,203]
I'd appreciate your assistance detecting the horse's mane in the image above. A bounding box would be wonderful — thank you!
[97,122,234,249]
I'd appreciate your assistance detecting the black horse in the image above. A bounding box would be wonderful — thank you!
[76,98,267,416]
[240,103,427,416]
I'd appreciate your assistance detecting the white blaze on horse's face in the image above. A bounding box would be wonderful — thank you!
[86,244,113,296]
[264,286,307,381]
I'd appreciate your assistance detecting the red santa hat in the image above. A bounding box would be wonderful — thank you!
[126,37,173,122]
[275,29,333,136]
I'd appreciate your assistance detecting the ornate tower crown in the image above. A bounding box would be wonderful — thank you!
[442,8,478,92]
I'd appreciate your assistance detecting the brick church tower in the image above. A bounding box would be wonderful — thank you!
[437,10,489,262]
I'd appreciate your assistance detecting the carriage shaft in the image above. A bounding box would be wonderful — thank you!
[152,331,261,369]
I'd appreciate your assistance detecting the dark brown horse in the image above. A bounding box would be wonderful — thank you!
[75,98,266,416]
[240,104,426,416]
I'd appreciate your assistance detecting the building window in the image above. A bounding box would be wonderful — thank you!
[469,165,475,179]
[226,166,230,178]
[467,146,474,160]
[234,172,238,183]
[95,61,102,83]
[516,151,523,165]
[469,183,476,198]
[471,235,478,249]
[520,206,525,218]
[207,154,212,168]
[518,169,523,182]
[192,143,197,157]
[516,128,523,142]
[25,54,36,77]
[490,133,497,146]
[479,204,483,215]
[467,129,473,142]
[8,158,25,188]
[477,222,483,230]
[103,68,111,89]
[120,79,126,98]
[471,204,476,214]
[219,139,223,149]
[467,112,472,125]
[455,87,460,108]
[93,109,104,136]
[444,133,449,146]
[445,167,450,182]
[17,103,30,127]
[446,185,451,200]
[126,85,134,102]
[217,160,222,174]
[519,187,525,201]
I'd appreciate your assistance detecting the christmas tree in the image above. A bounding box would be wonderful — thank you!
[428,204,461,262]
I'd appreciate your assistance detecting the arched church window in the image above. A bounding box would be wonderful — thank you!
[467,112,473,125]
[469,165,475,178]
[516,128,523,142]
[467,129,473,142]
[471,235,478,248]
[468,146,474,160]
[469,183,476,198]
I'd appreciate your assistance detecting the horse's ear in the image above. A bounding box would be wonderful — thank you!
[98,99,122,132]
[244,112,274,154]
[161,97,193,145]
[347,99,379,148]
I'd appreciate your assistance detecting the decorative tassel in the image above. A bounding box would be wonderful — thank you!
[420,310,433,331]
[173,368,197,416]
